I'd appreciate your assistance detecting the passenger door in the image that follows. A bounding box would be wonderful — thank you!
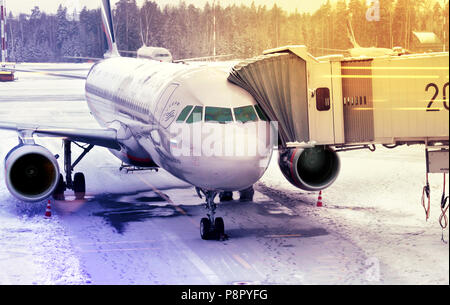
[308,62,335,144]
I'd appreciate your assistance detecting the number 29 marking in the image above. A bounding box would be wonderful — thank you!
[426,82,449,111]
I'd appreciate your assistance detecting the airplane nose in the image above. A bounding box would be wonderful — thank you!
[187,155,270,192]
[183,122,274,191]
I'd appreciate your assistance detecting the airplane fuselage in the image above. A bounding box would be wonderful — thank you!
[85,57,273,192]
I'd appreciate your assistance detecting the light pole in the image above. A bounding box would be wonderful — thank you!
[0,0,7,64]
[213,0,216,61]
[444,0,447,52]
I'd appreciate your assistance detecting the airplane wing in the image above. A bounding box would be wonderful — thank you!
[118,50,137,55]
[2,66,87,80]
[64,55,103,62]
[0,122,121,150]
[173,54,235,63]
[0,65,118,149]
[119,50,235,63]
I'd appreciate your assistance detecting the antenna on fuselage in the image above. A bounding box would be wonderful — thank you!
[101,0,119,58]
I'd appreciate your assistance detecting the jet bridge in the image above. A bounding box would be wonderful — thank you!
[228,46,449,173]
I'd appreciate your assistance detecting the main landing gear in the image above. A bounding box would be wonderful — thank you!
[53,140,93,201]
[196,188,227,240]
[219,186,255,202]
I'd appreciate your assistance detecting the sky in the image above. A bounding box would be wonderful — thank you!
[4,0,334,16]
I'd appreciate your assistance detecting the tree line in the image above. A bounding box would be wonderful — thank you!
[5,0,449,63]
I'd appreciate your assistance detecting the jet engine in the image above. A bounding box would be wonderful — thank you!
[278,146,340,191]
[4,145,60,202]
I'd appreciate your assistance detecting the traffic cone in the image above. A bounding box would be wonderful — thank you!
[44,200,52,218]
[316,191,323,207]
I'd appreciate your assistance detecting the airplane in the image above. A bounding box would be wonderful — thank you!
[118,7,233,63]
[0,0,340,240]
[120,46,173,62]
[316,19,409,58]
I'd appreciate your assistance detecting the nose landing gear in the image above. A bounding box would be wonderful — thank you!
[196,188,227,240]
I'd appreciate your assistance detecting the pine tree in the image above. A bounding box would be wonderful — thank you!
[56,5,69,58]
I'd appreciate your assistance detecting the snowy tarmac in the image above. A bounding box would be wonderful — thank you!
[0,64,448,285]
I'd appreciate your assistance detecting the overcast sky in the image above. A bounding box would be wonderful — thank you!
[5,0,334,16]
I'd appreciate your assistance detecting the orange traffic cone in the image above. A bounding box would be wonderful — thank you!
[44,200,52,218]
[316,191,323,207]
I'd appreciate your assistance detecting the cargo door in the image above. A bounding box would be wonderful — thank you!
[341,60,375,143]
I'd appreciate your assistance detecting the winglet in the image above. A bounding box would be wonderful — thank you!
[101,0,120,58]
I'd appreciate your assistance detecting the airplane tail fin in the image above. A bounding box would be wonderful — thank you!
[101,0,119,58]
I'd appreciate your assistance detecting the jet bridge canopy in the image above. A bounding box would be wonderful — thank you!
[228,51,310,146]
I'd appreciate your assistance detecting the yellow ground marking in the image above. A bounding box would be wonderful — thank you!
[232,254,252,270]
[264,234,303,238]
[77,240,157,246]
[137,176,199,228]
[78,247,160,253]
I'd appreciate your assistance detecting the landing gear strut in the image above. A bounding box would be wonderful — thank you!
[53,140,92,201]
[196,188,226,240]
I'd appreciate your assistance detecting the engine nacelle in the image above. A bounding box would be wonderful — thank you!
[4,145,60,202]
[278,146,340,191]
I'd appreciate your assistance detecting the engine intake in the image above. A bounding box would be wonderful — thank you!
[278,146,340,191]
[5,145,60,202]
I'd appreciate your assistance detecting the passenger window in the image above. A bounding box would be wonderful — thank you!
[176,105,193,123]
[316,88,331,111]
[204,107,233,123]
[254,104,269,121]
[234,106,258,123]
[186,106,203,124]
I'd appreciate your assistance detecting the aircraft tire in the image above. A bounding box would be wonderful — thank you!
[200,217,212,240]
[73,172,86,200]
[219,192,233,202]
[215,217,225,237]
[52,174,66,201]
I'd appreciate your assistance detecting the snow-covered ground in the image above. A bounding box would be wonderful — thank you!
[0,64,448,285]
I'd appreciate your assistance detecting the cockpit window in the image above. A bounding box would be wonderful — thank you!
[186,106,203,123]
[176,105,193,122]
[254,104,269,121]
[234,106,258,123]
[205,107,233,124]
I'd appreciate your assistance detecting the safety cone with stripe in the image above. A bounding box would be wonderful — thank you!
[44,200,52,218]
[316,191,323,207]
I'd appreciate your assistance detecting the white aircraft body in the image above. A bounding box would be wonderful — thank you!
[85,56,272,192]
[0,0,340,239]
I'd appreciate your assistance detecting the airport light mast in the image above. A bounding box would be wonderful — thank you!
[444,0,447,52]
[0,0,14,81]
[1,0,7,63]
[213,0,216,61]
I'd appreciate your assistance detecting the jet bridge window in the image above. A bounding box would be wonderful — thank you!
[316,88,331,111]
[234,106,258,123]
[205,107,233,124]
[186,106,203,124]
[176,105,193,122]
